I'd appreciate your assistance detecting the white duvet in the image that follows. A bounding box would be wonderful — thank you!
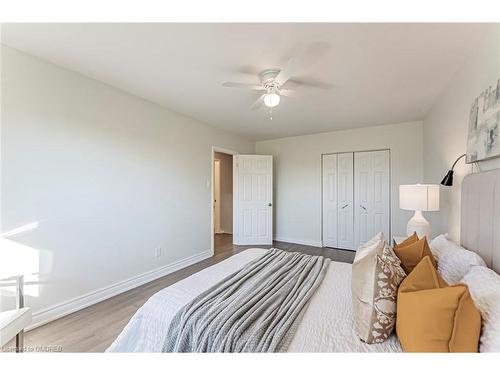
[107,249,402,352]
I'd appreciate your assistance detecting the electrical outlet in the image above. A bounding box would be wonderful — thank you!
[154,247,162,258]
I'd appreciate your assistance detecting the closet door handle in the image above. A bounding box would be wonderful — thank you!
[360,205,367,211]
[341,204,349,209]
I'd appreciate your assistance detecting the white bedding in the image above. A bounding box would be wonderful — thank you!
[107,249,402,352]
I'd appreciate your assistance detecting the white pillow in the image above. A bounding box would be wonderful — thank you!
[353,232,384,263]
[429,233,453,260]
[430,234,486,284]
[461,266,500,352]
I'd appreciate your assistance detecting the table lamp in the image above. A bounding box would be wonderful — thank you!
[399,184,440,238]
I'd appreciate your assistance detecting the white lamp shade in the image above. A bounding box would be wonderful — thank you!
[399,184,440,211]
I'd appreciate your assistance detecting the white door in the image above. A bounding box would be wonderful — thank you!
[337,152,354,250]
[354,150,390,247]
[233,155,273,245]
[322,154,338,248]
[213,159,221,233]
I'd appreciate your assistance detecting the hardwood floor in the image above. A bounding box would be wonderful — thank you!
[2,235,354,353]
[214,233,355,263]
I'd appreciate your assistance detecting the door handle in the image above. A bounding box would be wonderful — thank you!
[341,204,349,209]
[268,203,272,207]
[360,205,367,211]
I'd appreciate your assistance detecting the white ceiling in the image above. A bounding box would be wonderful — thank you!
[1,23,488,140]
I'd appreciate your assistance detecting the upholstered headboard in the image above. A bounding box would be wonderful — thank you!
[461,169,500,273]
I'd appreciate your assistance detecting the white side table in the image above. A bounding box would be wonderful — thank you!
[0,275,31,352]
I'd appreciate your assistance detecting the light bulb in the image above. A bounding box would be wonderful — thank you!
[264,92,280,108]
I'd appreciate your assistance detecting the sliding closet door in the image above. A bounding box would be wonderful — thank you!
[354,150,390,248]
[371,151,390,239]
[322,154,338,248]
[337,153,354,250]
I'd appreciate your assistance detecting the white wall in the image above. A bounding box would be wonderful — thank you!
[423,25,500,242]
[0,47,254,324]
[214,152,233,234]
[256,121,423,247]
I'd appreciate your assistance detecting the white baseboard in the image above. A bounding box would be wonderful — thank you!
[273,237,323,248]
[27,249,212,331]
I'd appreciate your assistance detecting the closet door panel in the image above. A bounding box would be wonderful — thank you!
[322,154,338,248]
[372,150,390,240]
[354,152,373,246]
[354,150,390,248]
[337,152,354,250]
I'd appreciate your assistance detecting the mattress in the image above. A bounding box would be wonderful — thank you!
[107,249,402,352]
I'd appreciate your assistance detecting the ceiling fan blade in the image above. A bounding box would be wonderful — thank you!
[286,77,333,90]
[275,57,300,87]
[275,42,330,87]
[230,65,261,76]
[222,82,264,90]
[251,94,265,110]
[279,89,294,97]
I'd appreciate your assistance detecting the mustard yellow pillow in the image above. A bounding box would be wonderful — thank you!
[394,237,437,274]
[396,256,481,352]
[394,232,418,250]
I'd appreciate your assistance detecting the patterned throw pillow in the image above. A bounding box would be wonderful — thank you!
[352,234,406,344]
[368,245,407,343]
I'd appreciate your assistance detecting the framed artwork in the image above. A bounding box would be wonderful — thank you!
[466,77,500,163]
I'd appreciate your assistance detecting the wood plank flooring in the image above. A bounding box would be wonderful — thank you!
[2,235,354,353]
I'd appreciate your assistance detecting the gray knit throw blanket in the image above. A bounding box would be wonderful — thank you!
[163,248,330,352]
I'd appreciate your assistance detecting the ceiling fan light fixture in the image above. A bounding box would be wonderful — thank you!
[264,92,280,108]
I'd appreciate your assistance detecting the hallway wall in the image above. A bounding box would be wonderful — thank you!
[214,152,233,234]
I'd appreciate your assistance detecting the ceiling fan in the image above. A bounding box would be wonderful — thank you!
[222,43,331,111]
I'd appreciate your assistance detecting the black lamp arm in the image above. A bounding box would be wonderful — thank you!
[441,153,467,186]
[450,154,466,170]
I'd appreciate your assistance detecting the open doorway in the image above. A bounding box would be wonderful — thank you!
[212,150,234,255]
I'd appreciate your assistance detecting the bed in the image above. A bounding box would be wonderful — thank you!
[108,169,500,353]
[107,249,402,352]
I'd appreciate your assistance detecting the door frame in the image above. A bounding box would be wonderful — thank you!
[211,146,238,256]
[213,159,221,234]
[320,148,391,249]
